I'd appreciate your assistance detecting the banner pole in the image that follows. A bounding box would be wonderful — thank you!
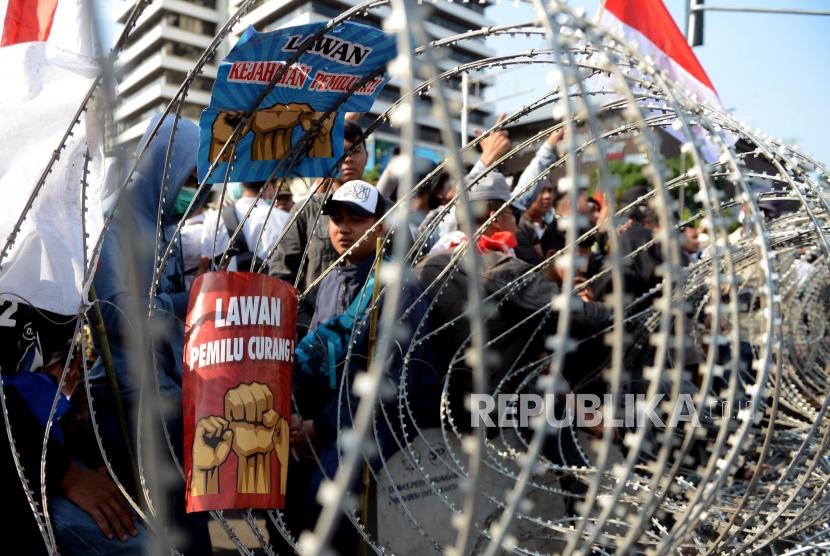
[88,285,144,502]
[359,237,385,555]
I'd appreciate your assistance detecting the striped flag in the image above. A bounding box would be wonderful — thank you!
[596,0,728,161]
[599,0,722,109]
[0,0,108,316]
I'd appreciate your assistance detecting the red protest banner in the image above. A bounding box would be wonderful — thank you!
[183,271,298,512]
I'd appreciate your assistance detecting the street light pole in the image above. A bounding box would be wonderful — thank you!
[687,1,830,46]
[461,71,469,148]
[691,5,830,17]
[687,0,705,46]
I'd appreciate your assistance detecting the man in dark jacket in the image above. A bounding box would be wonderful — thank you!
[592,186,663,302]
[280,180,438,555]
[88,114,210,553]
[269,122,368,329]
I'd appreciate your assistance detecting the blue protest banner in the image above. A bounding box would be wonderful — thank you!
[197,21,396,183]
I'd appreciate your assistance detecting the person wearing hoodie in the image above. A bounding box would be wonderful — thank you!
[88,114,210,553]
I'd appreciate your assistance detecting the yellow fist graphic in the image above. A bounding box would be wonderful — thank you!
[299,111,337,158]
[190,382,288,497]
[191,416,233,496]
[210,104,338,166]
[210,111,251,163]
[250,102,313,161]
[224,382,288,495]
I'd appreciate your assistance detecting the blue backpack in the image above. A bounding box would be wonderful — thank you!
[294,272,377,389]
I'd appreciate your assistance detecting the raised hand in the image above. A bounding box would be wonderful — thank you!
[191,416,233,496]
[546,126,565,147]
[477,112,512,167]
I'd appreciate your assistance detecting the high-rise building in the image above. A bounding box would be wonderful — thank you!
[115,0,494,168]
[113,0,227,146]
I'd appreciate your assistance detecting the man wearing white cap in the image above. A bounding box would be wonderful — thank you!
[283,180,439,554]
[269,122,368,326]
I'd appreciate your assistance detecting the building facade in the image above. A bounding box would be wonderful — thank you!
[114,0,227,146]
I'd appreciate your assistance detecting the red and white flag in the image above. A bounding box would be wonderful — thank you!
[599,0,722,109]
[0,0,109,316]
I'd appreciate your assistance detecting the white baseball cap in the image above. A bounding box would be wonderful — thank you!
[322,180,388,218]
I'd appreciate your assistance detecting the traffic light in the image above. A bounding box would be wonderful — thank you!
[688,0,705,46]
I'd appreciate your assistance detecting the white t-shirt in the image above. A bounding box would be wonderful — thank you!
[200,197,289,271]
[181,212,206,288]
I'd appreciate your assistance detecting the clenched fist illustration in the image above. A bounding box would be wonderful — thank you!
[250,102,313,161]
[191,416,233,496]
[273,412,289,495]
[225,382,287,494]
[299,111,336,158]
[210,111,251,163]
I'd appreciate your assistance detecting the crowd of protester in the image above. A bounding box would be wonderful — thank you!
[2,111,713,555]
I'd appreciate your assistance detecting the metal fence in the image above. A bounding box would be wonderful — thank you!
[3,0,830,554]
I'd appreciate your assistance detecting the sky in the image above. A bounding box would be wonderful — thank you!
[484,0,830,165]
[94,0,829,164]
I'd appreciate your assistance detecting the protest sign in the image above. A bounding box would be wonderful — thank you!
[197,21,396,183]
[183,271,298,512]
